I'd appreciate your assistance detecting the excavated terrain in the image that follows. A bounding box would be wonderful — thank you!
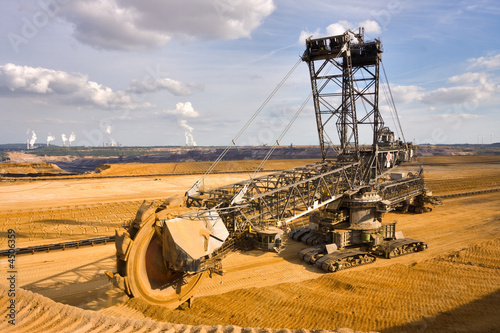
[0,162,68,176]
[1,155,499,332]
[0,283,346,333]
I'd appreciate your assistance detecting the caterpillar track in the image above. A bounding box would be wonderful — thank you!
[293,226,428,273]
[315,250,376,272]
[297,239,428,273]
[374,238,428,259]
[296,241,428,273]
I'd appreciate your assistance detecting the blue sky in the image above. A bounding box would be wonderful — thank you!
[1,0,499,147]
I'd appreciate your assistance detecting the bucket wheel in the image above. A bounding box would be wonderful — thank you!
[107,203,207,308]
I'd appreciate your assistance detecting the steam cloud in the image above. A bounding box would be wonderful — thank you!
[61,134,68,146]
[104,125,117,146]
[69,132,76,146]
[179,120,197,146]
[46,133,55,146]
[29,131,37,148]
[166,102,200,146]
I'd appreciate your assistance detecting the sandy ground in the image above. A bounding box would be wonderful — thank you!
[0,284,350,333]
[1,156,499,332]
[0,173,251,211]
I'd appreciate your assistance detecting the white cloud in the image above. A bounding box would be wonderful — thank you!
[422,71,497,105]
[389,84,424,104]
[61,0,170,50]
[422,86,481,105]
[438,113,482,119]
[298,28,320,44]
[0,63,82,94]
[127,78,199,96]
[60,0,276,50]
[165,102,199,118]
[420,84,500,106]
[300,19,381,45]
[359,19,382,35]
[326,20,352,36]
[0,63,150,110]
[468,53,500,70]
[447,72,488,85]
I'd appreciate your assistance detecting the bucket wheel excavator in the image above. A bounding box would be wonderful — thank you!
[106,28,439,308]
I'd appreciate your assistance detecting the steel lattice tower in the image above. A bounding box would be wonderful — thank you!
[302,29,385,182]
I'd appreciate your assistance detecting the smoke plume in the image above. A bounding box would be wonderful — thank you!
[68,132,76,146]
[61,134,68,146]
[29,131,37,148]
[179,119,197,146]
[46,133,55,146]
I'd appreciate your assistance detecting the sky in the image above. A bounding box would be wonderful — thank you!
[1,0,499,147]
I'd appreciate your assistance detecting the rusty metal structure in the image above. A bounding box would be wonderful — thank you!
[106,28,437,308]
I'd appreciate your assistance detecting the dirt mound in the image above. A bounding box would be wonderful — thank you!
[111,238,500,333]
[0,162,66,175]
[5,151,75,164]
[0,283,358,333]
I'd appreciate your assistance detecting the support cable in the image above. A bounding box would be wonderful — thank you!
[201,38,343,195]
[201,58,302,181]
[380,79,401,140]
[250,53,341,178]
[381,60,406,144]
[251,91,313,179]
[357,70,375,132]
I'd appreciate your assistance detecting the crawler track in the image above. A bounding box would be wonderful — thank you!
[316,250,376,272]
[298,245,377,272]
[374,238,428,258]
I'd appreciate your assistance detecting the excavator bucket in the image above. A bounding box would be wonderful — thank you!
[160,209,229,273]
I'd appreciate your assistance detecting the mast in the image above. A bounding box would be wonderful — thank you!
[302,28,384,181]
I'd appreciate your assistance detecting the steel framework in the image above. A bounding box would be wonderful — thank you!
[187,160,361,230]
[186,29,417,230]
[302,29,390,182]
[109,28,431,308]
